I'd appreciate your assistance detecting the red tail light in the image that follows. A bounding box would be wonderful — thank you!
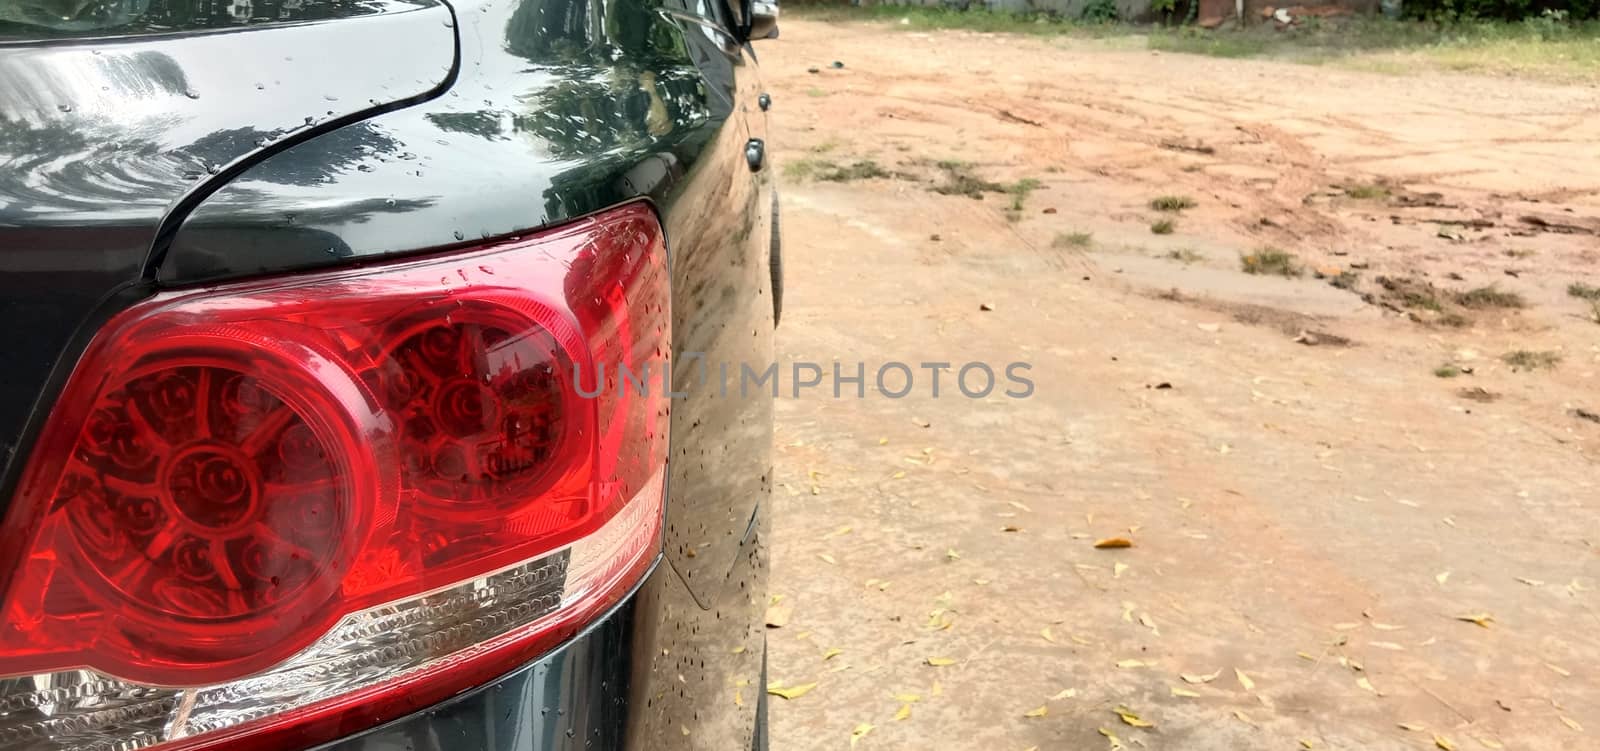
[0,203,669,750]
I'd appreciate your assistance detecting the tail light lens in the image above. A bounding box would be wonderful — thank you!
[0,203,669,751]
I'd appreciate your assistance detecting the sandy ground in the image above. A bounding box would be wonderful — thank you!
[760,17,1600,751]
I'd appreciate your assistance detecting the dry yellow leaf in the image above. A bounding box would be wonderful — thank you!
[818,553,837,565]
[1234,668,1255,691]
[1181,669,1221,684]
[1113,562,1129,578]
[1454,613,1493,628]
[1369,641,1405,651]
[1372,622,1405,631]
[1094,537,1133,549]
[1476,736,1504,749]
[1050,688,1077,700]
[893,692,920,703]
[1097,727,1122,747]
[925,657,956,667]
[1546,663,1571,677]
[1398,723,1425,732]
[1008,501,1033,512]
[1300,740,1315,749]
[823,648,843,661]
[1024,706,1048,718]
[1001,524,1023,533]
[1296,651,1316,661]
[766,682,818,700]
[1434,733,1456,750]
[877,437,888,445]
[849,723,874,748]
[1040,627,1057,643]
[945,548,961,560]
[1436,571,1451,585]
[1115,659,1147,669]
[1560,716,1582,731]
[734,689,743,707]
[1139,614,1159,635]
[1170,685,1201,698]
[890,471,906,480]
[764,602,793,628]
[931,680,943,697]
[1232,710,1255,727]
[825,526,853,539]
[1356,677,1378,694]
[893,704,911,721]
[1114,706,1153,728]
[1515,576,1543,587]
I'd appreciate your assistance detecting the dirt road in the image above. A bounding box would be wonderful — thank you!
[761,17,1600,751]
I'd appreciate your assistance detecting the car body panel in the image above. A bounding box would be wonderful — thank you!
[0,0,456,497]
[0,0,772,745]
[163,0,775,612]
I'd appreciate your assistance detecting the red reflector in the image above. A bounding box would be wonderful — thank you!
[0,204,669,750]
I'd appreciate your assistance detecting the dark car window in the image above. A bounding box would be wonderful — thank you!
[0,0,426,40]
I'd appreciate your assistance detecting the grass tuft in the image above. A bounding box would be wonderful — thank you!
[1454,285,1526,310]
[1150,218,1176,235]
[1568,282,1600,301]
[1149,195,1198,212]
[1053,231,1094,249]
[1344,183,1390,200]
[1502,349,1562,371]
[818,160,891,182]
[1240,248,1301,277]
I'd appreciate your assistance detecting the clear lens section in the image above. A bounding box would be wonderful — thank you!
[0,469,660,751]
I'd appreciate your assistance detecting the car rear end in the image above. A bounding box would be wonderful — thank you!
[0,0,774,746]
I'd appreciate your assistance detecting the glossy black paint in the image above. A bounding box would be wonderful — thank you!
[0,0,455,497]
[162,0,776,613]
[0,0,430,39]
[3,0,774,745]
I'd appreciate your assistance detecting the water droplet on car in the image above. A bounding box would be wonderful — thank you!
[255,83,265,90]
[57,104,72,113]
[453,231,465,241]
[206,163,221,174]
[184,89,200,99]
[442,17,454,27]
[356,164,375,172]
[385,199,397,207]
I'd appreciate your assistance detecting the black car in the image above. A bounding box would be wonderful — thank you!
[0,0,778,746]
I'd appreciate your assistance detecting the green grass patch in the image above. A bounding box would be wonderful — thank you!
[787,4,1132,36]
[930,162,1006,198]
[1454,285,1526,309]
[818,160,891,182]
[1149,195,1198,212]
[1240,248,1301,277]
[1053,231,1094,249]
[1344,183,1391,200]
[1147,17,1600,82]
[1007,177,1043,211]
[1150,218,1176,235]
[1434,364,1462,378]
[1568,282,1600,301]
[1502,349,1562,371]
